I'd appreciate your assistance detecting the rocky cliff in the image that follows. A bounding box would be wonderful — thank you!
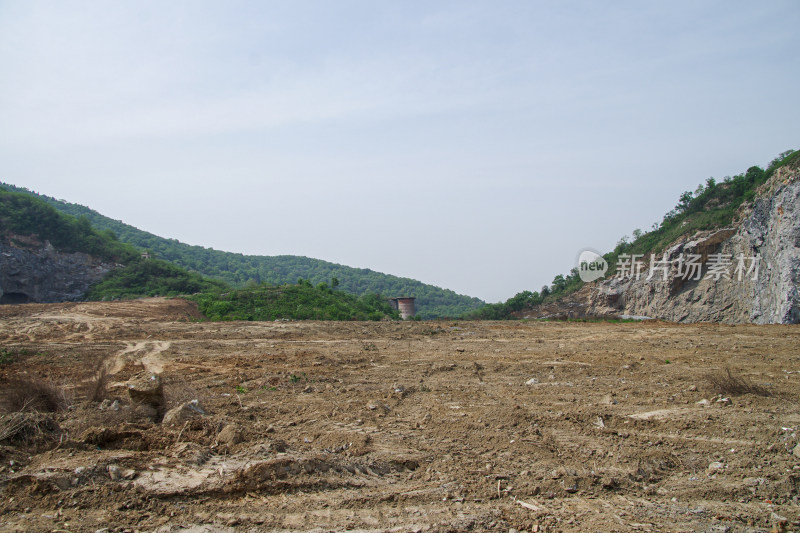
[516,161,800,324]
[0,235,115,304]
[584,163,800,324]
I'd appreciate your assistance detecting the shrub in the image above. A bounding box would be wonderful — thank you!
[705,367,770,397]
[0,376,69,413]
[86,363,109,403]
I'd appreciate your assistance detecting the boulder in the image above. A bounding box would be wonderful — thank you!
[162,400,207,426]
[217,425,242,445]
[126,372,164,409]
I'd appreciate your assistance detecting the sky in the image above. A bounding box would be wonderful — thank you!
[1,1,798,303]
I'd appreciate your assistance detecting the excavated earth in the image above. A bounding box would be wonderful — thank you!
[0,298,799,532]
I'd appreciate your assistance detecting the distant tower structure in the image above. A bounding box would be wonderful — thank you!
[389,297,416,319]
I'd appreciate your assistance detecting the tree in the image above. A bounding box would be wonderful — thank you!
[676,191,693,212]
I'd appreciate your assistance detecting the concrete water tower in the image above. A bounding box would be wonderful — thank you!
[389,297,416,319]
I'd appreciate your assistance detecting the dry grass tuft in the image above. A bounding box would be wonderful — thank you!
[163,377,207,410]
[0,410,60,445]
[0,376,69,414]
[705,367,771,397]
[86,362,110,403]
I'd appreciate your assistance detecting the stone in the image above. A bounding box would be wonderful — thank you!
[601,393,618,405]
[367,400,389,412]
[562,477,579,493]
[133,403,158,420]
[162,400,206,426]
[707,461,725,473]
[793,444,800,458]
[771,512,789,527]
[126,372,164,409]
[107,464,122,481]
[218,425,242,445]
[525,378,539,385]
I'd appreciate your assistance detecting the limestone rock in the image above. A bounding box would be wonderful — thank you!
[162,399,206,426]
[126,372,164,409]
[217,425,242,445]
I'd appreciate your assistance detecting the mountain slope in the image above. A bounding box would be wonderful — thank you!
[0,184,484,318]
[577,154,800,324]
[467,148,800,322]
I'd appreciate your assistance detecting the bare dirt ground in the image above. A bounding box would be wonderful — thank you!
[1,298,799,532]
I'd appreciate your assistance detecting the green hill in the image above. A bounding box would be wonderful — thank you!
[0,188,137,263]
[195,280,400,322]
[0,188,225,300]
[0,184,484,318]
[87,258,227,300]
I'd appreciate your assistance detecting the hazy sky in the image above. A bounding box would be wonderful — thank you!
[1,1,798,302]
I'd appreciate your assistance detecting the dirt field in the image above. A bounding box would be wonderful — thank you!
[1,298,799,532]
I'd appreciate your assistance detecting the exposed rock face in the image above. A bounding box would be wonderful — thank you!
[0,237,114,304]
[585,164,800,324]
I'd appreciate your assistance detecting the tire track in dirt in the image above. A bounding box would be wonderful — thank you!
[107,340,171,374]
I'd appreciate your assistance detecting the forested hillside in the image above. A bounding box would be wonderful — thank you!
[195,280,400,321]
[0,189,137,263]
[0,184,484,318]
[0,189,226,300]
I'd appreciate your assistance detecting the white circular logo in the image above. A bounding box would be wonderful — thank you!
[577,249,608,282]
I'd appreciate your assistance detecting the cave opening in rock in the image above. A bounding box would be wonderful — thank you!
[0,292,30,304]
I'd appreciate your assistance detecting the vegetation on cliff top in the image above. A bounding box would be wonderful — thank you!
[0,189,138,263]
[465,148,799,320]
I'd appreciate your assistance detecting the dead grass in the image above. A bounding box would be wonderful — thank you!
[0,410,61,445]
[163,377,207,410]
[705,367,771,397]
[0,376,69,414]
[86,362,110,403]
